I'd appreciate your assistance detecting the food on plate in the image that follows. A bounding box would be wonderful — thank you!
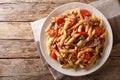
[45,8,107,70]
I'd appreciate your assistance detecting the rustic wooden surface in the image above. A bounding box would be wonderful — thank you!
[0,0,120,80]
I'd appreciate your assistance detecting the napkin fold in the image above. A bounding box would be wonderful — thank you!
[31,18,66,80]
[31,0,120,80]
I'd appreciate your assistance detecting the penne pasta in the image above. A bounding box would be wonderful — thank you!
[60,30,67,46]
[72,20,84,29]
[85,24,90,32]
[64,21,70,30]
[99,19,103,27]
[65,34,79,45]
[45,8,107,70]
[77,9,83,20]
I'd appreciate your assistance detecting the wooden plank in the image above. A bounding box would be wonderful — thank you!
[0,0,95,3]
[0,59,52,76]
[0,22,33,40]
[0,75,54,80]
[0,57,119,80]
[0,0,96,21]
[0,40,39,58]
[0,3,59,21]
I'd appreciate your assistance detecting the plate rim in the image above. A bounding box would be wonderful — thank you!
[39,2,113,76]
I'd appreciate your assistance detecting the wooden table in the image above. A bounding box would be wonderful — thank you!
[0,0,119,80]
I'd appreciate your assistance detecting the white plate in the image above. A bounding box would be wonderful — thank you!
[40,2,113,76]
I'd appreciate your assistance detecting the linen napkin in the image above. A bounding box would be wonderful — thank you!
[31,0,120,80]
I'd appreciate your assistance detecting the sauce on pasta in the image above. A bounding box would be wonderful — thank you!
[45,8,107,70]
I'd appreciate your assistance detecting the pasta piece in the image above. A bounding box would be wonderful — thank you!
[85,24,90,32]
[57,36,62,42]
[77,40,87,47]
[45,23,52,32]
[95,44,102,55]
[91,29,95,37]
[61,64,70,68]
[65,34,80,45]
[71,30,76,36]
[80,53,85,60]
[79,64,86,69]
[100,31,107,39]
[86,26,92,41]
[60,30,67,46]
[61,52,66,57]
[99,19,103,27]
[63,21,70,30]
[54,23,58,30]
[67,60,74,67]
[48,37,54,46]
[72,20,84,29]
[77,9,83,20]
[68,54,73,60]
[54,49,61,57]
[60,49,75,53]
[88,55,97,66]
[78,25,83,32]
[47,44,51,55]
[75,58,82,65]
[92,14,97,21]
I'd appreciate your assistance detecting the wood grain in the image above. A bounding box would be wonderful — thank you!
[0,59,50,76]
[0,59,54,80]
[0,22,33,40]
[0,3,60,21]
[0,75,53,80]
[0,40,39,58]
[0,0,96,3]
[0,0,96,21]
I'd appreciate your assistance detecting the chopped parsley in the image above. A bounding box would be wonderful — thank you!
[72,11,74,14]
[72,20,75,25]
[62,21,65,25]
[72,43,78,47]
[69,66,73,69]
[94,60,96,64]
[78,65,81,69]
[99,47,103,53]
[57,56,61,59]
[79,35,85,40]
[89,51,94,57]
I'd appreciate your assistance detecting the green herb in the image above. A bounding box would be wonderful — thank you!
[89,51,94,57]
[72,11,74,14]
[72,20,75,25]
[66,53,70,58]
[99,47,103,53]
[62,21,65,25]
[57,56,61,59]
[79,35,85,40]
[94,60,96,64]
[69,66,73,69]
[69,27,73,31]
[72,43,78,47]
[78,65,81,69]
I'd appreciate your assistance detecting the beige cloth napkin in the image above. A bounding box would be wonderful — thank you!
[31,0,120,80]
